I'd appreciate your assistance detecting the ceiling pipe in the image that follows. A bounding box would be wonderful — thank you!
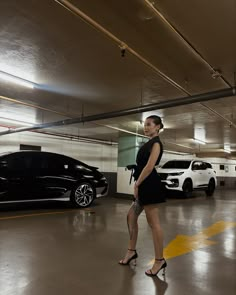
[0,124,117,146]
[96,123,194,150]
[0,94,133,139]
[0,94,71,117]
[54,0,190,95]
[0,124,193,151]
[2,93,234,139]
[0,124,193,153]
[33,130,117,145]
[144,0,232,88]
[0,87,235,136]
[200,103,236,128]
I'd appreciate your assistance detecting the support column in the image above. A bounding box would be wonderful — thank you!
[117,133,145,195]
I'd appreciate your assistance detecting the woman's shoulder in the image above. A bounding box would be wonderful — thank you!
[149,136,163,150]
[150,136,161,143]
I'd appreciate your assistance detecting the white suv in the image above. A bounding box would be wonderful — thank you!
[157,160,217,197]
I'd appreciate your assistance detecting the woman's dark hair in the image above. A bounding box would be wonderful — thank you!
[146,115,164,130]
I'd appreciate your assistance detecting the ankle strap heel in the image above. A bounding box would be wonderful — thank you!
[155,258,165,261]
[154,258,167,276]
[119,249,138,266]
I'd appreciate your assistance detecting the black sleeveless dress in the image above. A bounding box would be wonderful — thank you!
[135,136,165,205]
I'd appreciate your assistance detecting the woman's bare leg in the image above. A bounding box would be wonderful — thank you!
[119,200,143,264]
[144,204,165,273]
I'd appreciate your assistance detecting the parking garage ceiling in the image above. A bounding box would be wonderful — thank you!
[0,0,236,157]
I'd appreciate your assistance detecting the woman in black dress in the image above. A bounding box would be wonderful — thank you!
[119,115,167,276]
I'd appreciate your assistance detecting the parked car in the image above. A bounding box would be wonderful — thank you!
[0,151,108,207]
[157,160,217,197]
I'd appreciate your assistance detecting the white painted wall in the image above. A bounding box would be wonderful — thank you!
[117,167,134,194]
[0,131,118,172]
[117,151,196,194]
[206,158,236,177]
[1,130,235,194]
[162,155,236,177]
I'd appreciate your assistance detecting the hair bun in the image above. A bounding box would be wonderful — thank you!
[146,115,164,129]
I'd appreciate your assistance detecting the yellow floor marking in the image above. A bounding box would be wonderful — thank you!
[148,220,236,264]
[0,209,91,221]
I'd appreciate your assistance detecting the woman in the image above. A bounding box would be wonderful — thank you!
[119,115,167,277]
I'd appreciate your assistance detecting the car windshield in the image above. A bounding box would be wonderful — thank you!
[162,160,191,169]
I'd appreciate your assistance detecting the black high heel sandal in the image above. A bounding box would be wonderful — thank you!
[119,249,138,265]
[145,258,167,276]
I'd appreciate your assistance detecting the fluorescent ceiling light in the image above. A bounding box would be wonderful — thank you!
[193,138,206,145]
[0,117,34,127]
[0,71,35,89]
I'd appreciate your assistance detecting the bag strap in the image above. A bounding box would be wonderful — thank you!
[126,164,137,185]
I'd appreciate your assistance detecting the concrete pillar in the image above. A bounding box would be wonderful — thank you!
[117,133,146,195]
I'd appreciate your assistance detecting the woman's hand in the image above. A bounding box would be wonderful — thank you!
[134,183,139,199]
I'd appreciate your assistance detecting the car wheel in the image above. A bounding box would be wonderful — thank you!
[182,180,192,198]
[205,179,215,196]
[70,182,95,208]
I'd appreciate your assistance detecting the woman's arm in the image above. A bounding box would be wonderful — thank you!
[134,143,160,199]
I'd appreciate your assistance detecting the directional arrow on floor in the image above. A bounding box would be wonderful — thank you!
[149,220,236,264]
[163,220,236,260]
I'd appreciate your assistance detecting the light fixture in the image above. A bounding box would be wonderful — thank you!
[224,143,231,154]
[224,148,231,153]
[0,71,35,89]
[194,124,206,145]
[193,138,206,145]
[164,150,191,155]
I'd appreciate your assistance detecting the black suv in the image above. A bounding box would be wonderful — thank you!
[0,151,108,207]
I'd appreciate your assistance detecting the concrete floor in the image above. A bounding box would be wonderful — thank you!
[0,190,235,295]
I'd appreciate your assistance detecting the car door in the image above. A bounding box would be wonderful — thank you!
[0,156,9,200]
[191,161,205,188]
[197,162,208,187]
[32,153,76,198]
[202,162,211,185]
[0,153,33,201]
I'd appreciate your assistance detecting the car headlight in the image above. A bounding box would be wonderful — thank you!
[169,172,184,176]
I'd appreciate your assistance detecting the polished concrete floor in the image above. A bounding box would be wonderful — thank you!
[0,190,235,295]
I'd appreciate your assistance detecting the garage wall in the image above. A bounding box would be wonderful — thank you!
[162,155,236,189]
[0,131,118,172]
[117,152,236,195]
[117,152,196,195]
[1,131,235,195]
[204,157,236,189]
[0,131,118,196]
